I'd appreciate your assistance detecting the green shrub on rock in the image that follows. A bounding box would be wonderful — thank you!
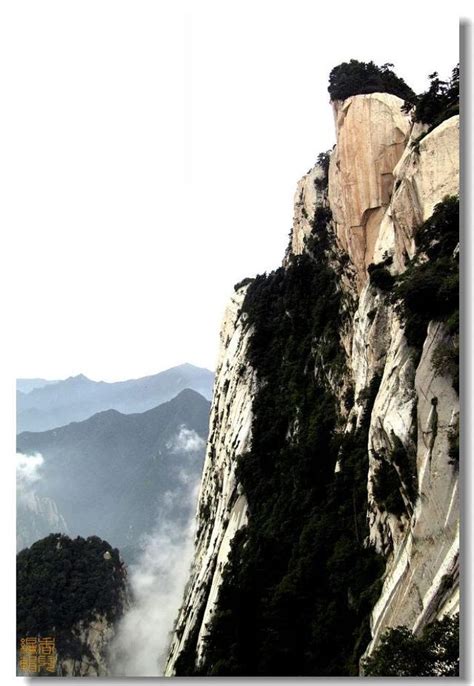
[363,614,459,676]
[395,196,459,373]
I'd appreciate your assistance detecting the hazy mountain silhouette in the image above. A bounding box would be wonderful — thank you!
[17,378,60,394]
[17,389,210,561]
[17,363,214,433]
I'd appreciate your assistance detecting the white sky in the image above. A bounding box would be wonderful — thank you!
[0,1,463,381]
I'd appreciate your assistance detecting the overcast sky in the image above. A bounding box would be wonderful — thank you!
[1,0,463,381]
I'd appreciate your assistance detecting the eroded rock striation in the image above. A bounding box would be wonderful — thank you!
[165,88,459,676]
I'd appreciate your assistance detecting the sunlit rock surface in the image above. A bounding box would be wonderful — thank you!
[165,287,255,674]
[166,94,459,674]
[329,93,411,288]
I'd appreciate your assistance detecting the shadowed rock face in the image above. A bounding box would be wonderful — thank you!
[165,288,255,674]
[165,91,459,676]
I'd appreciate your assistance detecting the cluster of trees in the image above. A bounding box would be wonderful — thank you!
[176,214,385,676]
[328,60,415,103]
[363,614,459,676]
[370,429,418,518]
[368,258,395,292]
[327,60,459,138]
[371,456,407,518]
[408,65,459,130]
[17,534,127,661]
[314,150,331,190]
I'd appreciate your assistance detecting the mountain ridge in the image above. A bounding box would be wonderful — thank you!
[17,389,211,559]
[17,363,214,433]
[18,387,207,437]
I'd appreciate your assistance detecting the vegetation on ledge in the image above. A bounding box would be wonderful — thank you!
[371,457,406,518]
[314,150,331,190]
[394,195,459,391]
[362,614,459,676]
[17,534,127,665]
[405,65,459,132]
[176,211,384,676]
[368,259,395,292]
[328,60,415,103]
[367,197,459,394]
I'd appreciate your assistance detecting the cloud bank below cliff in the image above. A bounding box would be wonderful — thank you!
[109,480,199,676]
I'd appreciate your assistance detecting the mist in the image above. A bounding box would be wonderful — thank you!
[16,451,69,551]
[168,425,206,453]
[108,480,200,676]
[16,451,44,488]
[16,451,44,509]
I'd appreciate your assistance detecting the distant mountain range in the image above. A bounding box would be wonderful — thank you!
[16,378,59,394]
[17,388,210,560]
[17,363,214,433]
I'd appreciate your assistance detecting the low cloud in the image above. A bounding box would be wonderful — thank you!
[108,480,200,676]
[167,425,205,454]
[16,452,69,551]
[16,452,44,487]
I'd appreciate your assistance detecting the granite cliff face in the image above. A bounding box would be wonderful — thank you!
[165,89,459,676]
[329,93,411,288]
[58,613,121,677]
[165,288,254,671]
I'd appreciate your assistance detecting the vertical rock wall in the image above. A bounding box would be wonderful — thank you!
[329,93,411,289]
[165,286,256,674]
[165,93,459,673]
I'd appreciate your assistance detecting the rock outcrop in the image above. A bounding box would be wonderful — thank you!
[58,614,117,677]
[289,162,328,256]
[165,287,255,673]
[329,94,411,288]
[17,533,129,677]
[373,115,459,272]
[165,90,459,675]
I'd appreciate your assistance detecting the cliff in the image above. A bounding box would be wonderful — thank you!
[165,79,459,676]
[17,534,129,677]
[57,613,119,677]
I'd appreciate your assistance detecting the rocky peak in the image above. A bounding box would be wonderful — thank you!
[329,93,411,290]
[165,75,459,677]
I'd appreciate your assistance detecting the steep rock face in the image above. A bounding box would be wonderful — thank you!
[289,162,328,256]
[329,93,411,288]
[17,534,129,677]
[59,614,117,677]
[365,319,459,656]
[166,94,459,674]
[165,286,256,674]
[373,115,459,272]
[355,117,460,653]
